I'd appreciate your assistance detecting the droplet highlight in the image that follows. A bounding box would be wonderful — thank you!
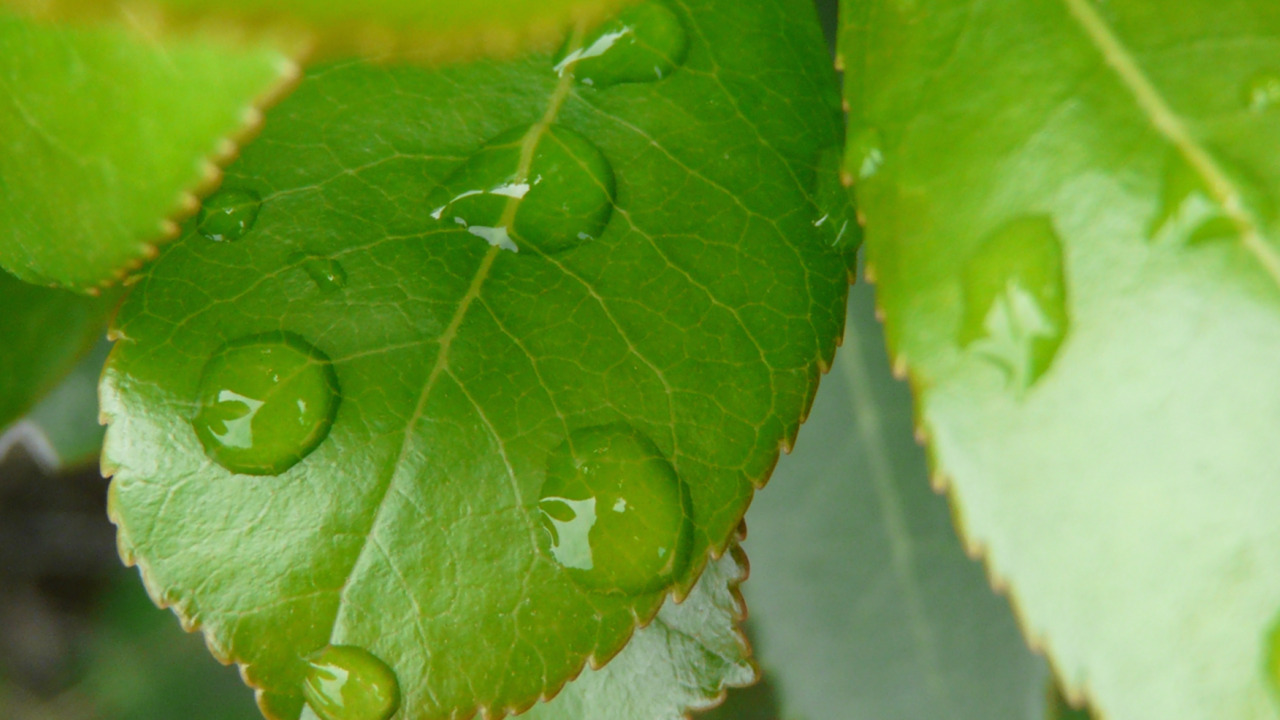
[197,188,260,242]
[844,125,884,183]
[959,216,1068,391]
[1245,71,1280,112]
[536,424,692,595]
[192,332,340,476]
[554,2,688,88]
[303,645,400,720]
[429,125,615,254]
[290,252,347,292]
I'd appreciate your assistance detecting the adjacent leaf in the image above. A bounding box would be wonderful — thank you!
[0,9,295,290]
[0,338,113,471]
[0,269,113,431]
[101,1,847,718]
[844,0,1280,717]
[519,550,754,720]
[741,277,1048,720]
[5,0,632,61]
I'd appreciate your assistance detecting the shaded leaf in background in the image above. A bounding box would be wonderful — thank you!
[0,10,295,290]
[843,0,1280,717]
[101,0,847,717]
[3,0,631,61]
[0,339,113,473]
[740,275,1048,720]
[0,270,113,431]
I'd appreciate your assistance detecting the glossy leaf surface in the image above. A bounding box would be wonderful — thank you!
[844,0,1280,717]
[742,278,1047,720]
[0,10,293,290]
[102,1,846,717]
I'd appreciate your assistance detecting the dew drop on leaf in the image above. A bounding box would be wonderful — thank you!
[536,423,692,595]
[192,332,340,476]
[553,1,688,88]
[197,188,261,242]
[290,252,348,292]
[844,125,884,183]
[1244,71,1280,112]
[428,124,615,254]
[958,215,1068,391]
[302,645,401,720]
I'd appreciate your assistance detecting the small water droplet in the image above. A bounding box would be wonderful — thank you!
[844,125,884,182]
[303,645,400,720]
[290,252,347,292]
[1245,71,1280,112]
[959,216,1068,391]
[536,424,692,595]
[197,188,260,242]
[192,332,340,476]
[429,125,615,254]
[554,2,688,88]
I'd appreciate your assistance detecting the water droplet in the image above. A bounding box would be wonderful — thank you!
[197,188,260,242]
[192,332,340,476]
[303,645,400,720]
[1245,71,1280,112]
[290,252,347,292]
[844,125,884,182]
[553,2,688,88]
[959,216,1068,391]
[429,125,615,254]
[536,424,692,595]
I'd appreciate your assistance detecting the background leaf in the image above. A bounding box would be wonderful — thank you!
[740,273,1048,720]
[3,0,633,62]
[844,0,1280,717]
[0,10,295,290]
[0,270,113,431]
[101,1,847,717]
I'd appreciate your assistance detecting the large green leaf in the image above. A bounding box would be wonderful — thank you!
[0,269,113,431]
[4,0,632,61]
[101,1,846,718]
[0,10,294,290]
[520,550,754,720]
[843,0,1280,717]
[742,275,1048,720]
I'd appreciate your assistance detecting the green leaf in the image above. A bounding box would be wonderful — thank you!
[3,338,113,471]
[845,0,1280,717]
[519,550,754,720]
[0,269,114,431]
[101,1,846,718]
[0,9,295,290]
[741,276,1048,720]
[5,0,633,61]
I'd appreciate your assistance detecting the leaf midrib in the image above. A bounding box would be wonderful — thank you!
[1060,0,1280,287]
[315,39,585,706]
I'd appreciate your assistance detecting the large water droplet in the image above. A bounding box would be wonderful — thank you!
[536,424,692,595]
[192,332,340,476]
[844,125,884,183]
[1245,71,1280,112]
[959,216,1068,391]
[290,252,347,293]
[429,125,615,254]
[553,2,688,88]
[303,645,400,720]
[197,188,261,242]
